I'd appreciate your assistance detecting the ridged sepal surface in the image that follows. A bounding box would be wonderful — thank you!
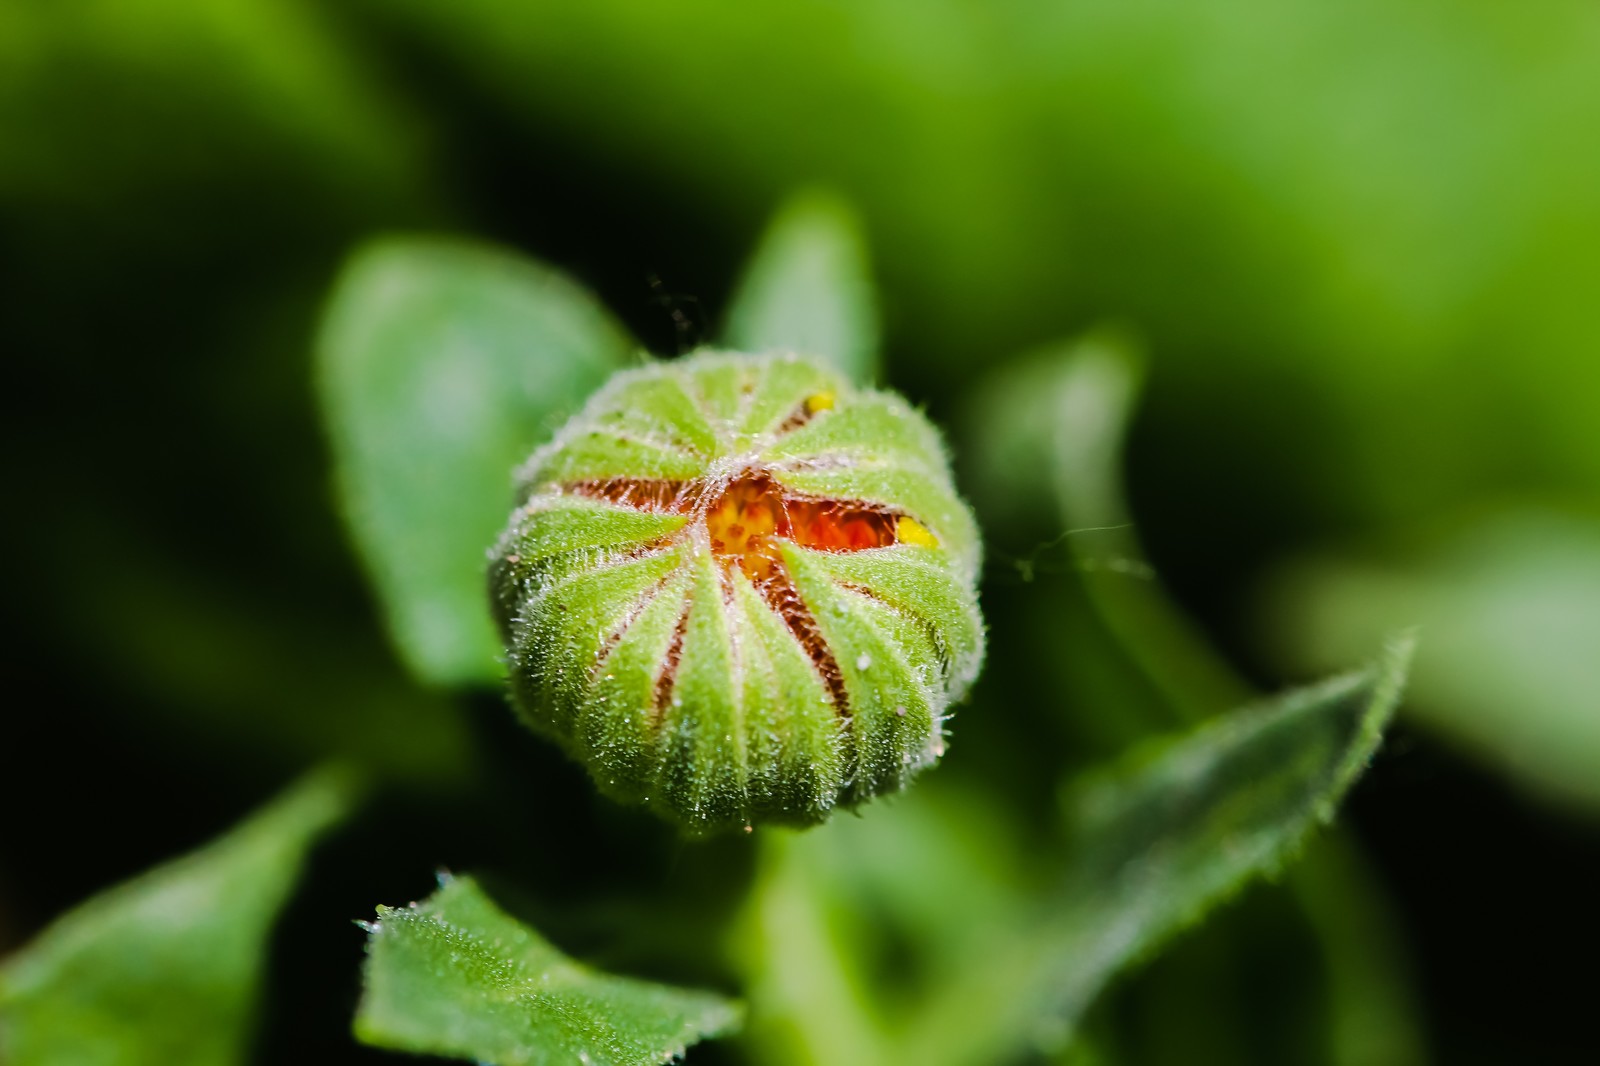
[489,350,984,832]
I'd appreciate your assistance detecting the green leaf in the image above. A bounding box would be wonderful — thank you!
[355,873,741,1066]
[963,331,1251,721]
[317,236,636,687]
[734,782,1030,1066]
[966,334,1429,1064]
[0,767,359,1065]
[1288,835,1429,1066]
[723,189,881,385]
[903,637,1413,1065]
[1264,508,1600,811]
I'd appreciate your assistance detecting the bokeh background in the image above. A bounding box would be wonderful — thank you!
[4,1,1599,1062]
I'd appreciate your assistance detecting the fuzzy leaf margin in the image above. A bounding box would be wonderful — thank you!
[354,874,742,1066]
[905,636,1414,1064]
[0,767,360,1066]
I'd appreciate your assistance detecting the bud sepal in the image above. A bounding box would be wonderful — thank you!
[489,350,984,832]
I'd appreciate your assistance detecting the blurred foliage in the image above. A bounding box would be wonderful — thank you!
[738,639,1409,1066]
[1264,508,1600,811]
[0,769,358,1065]
[4,0,1599,1062]
[963,332,1251,723]
[318,237,635,687]
[723,190,881,386]
[0,0,430,233]
[963,334,1428,1066]
[342,0,1600,528]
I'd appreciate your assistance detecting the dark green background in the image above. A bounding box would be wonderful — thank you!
[4,1,1598,1062]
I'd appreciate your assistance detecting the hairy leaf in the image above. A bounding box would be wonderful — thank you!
[0,768,359,1065]
[723,189,880,385]
[355,874,741,1065]
[317,237,636,687]
[736,642,1410,1066]
[965,333,1427,1065]
[904,638,1413,1064]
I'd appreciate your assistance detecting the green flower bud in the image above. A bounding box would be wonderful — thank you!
[489,350,984,832]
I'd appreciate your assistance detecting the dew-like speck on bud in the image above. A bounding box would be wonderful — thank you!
[488,350,985,833]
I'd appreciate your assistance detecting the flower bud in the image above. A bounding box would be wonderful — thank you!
[489,350,983,832]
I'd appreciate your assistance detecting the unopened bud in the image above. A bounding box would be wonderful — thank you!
[489,351,983,832]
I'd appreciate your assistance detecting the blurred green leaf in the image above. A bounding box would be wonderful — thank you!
[0,0,429,235]
[722,188,881,384]
[1290,836,1429,1066]
[317,237,636,687]
[903,638,1412,1065]
[0,767,359,1065]
[1263,508,1600,811]
[967,336,1429,1064]
[964,330,1142,537]
[735,838,887,1066]
[734,783,1028,1066]
[964,331,1251,722]
[354,873,741,1065]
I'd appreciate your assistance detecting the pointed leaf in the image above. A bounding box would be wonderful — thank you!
[0,767,359,1065]
[355,874,741,1066]
[723,190,880,384]
[965,336,1428,1064]
[317,236,636,687]
[905,638,1413,1064]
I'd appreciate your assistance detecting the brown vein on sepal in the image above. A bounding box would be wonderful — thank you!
[651,595,694,728]
[756,559,851,721]
[835,578,953,688]
[550,466,924,729]
[585,563,683,688]
[773,398,820,436]
[564,478,693,512]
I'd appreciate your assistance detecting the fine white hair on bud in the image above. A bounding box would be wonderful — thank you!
[489,350,984,833]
